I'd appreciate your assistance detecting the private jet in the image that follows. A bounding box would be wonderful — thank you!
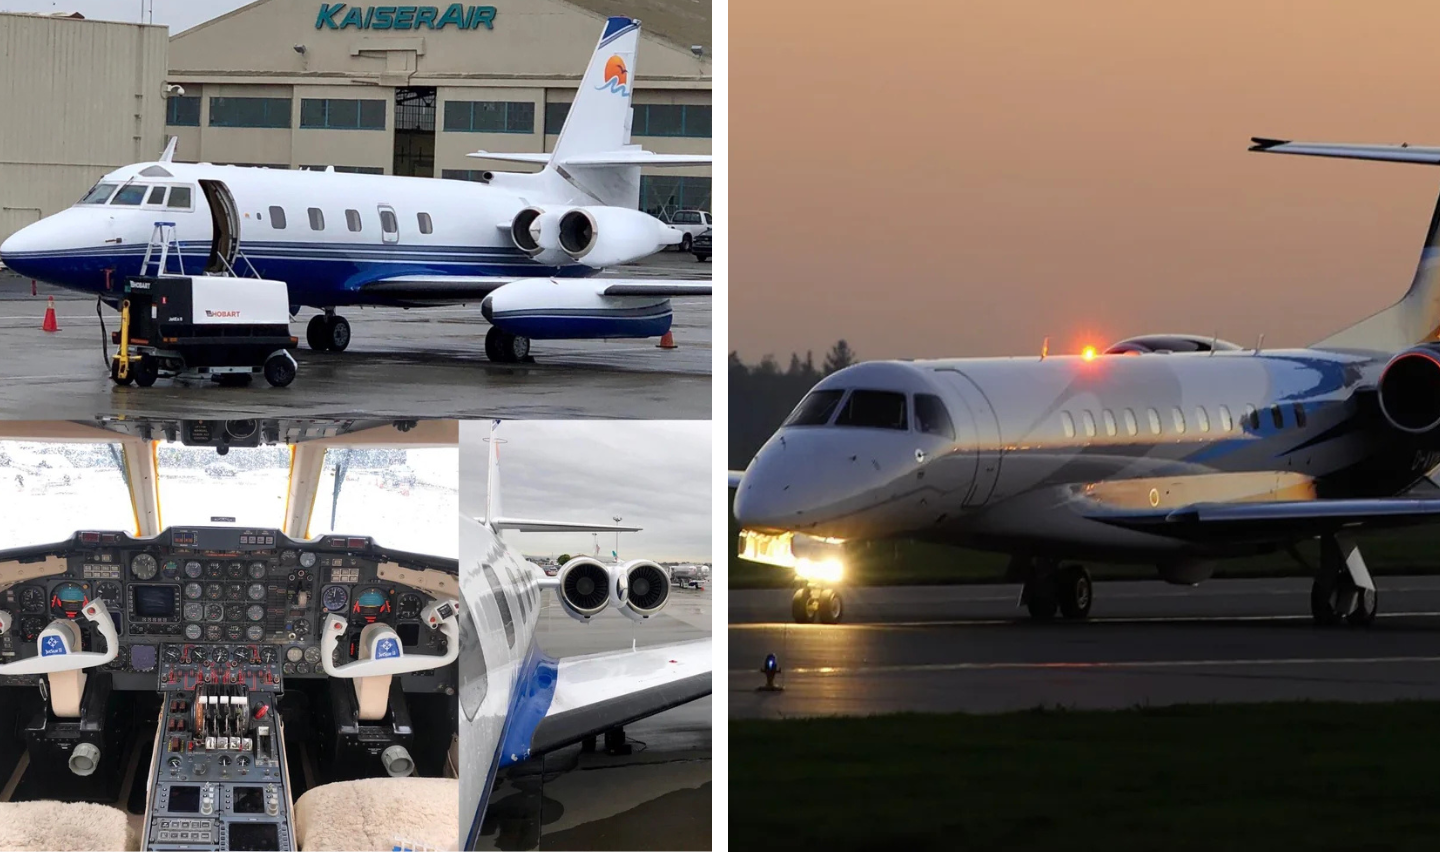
[0,17,712,363]
[732,138,1440,627]
[0,418,461,851]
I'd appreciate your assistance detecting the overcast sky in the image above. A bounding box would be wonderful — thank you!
[458,421,710,563]
[0,0,250,32]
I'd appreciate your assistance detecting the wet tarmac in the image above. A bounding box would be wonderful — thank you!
[0,253,711,419]
[730,577,1440,718]
[476,588,712,851]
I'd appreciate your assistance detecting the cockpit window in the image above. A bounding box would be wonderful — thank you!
[156,445,291,528]
[783,389,845,427]
[78,182,119,204]
[0,441,135,545]
[835,390,909,430]
[146,186,167,205]
[167,186,193,209]
[308,447,457,558]
[111,184,148,206]
[914,394,955,439]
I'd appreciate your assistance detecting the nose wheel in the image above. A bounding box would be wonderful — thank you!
[791,586,844,624]
[1020,561,1093,621]
[306,311,351,352]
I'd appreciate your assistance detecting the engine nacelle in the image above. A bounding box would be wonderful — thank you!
[609,559,670,622]
[557,206,681,267]
[481,278,673,341]
[509,206,574,266]
[557,556,611,622]
[1379,346,1440,434]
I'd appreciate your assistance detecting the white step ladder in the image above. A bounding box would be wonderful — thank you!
[139,221,185,278]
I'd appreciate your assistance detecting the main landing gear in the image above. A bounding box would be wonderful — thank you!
[1018,559,1093,621]
[1308,534,1378,627]
[484,326,531,364]
[306,309,351,352]
[791,584,844,624]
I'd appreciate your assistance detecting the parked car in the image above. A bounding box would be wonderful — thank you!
[691,228,712,262]
[664,210,714,252]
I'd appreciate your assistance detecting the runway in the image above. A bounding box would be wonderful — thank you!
[0,253,710,419]
[730,577,1440,718]
[476,588,712,851]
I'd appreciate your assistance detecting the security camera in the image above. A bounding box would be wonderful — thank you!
[165,83,185,96]
[690,44,704,58]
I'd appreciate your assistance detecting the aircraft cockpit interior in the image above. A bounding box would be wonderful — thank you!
[0,418,460,851]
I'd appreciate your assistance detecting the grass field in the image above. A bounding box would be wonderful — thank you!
[731,702,1440,851]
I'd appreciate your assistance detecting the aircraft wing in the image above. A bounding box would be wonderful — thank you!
[1094,498,1440,541]
[727,470,743,488]
[361,276,710,303]
[484,516,642,533]
[503,637,712,766]
[1250,138,1440,165]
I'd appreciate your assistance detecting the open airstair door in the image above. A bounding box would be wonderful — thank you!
[199,179,240,275]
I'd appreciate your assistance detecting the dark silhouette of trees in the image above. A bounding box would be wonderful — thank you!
[729,340,857,468]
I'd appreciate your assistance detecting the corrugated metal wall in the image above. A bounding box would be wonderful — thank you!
[0,14,167,245]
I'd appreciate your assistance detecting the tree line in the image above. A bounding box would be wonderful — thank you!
[729,339,857,468]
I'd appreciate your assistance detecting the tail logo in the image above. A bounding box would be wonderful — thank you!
[596,54,629,95]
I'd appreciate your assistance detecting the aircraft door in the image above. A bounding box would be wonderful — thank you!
[938,369,1002,506]
[198,179,240,274]
[378,204,399,244]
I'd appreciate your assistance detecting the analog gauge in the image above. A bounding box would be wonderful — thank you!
[19,616,45,641]
[96,582,122,610]
[161,559,180,579]
[226,624,243,641]
[226,562,244,580]
[190,645,211,663]
[205,583,223,601]
[397,593,423,621]
[225,604,244,622]
[284,646,303,663]
[183,602,204,622]
[205,603,224,622]
[163,645,182,663]
[249,562,267,579]
[108,646,129,669]
[184,561,203,579]
[226,584,243,601]
[232,646,254,664]
[295,662,310,675]
[280,550,298,566]
[184,583,203,600]
[259,646,278,664]
[19,586,45,613]
[205,562,222,579]
[184,623,203,641]
[247,583,266,601]
[247,625,265,642]
[321,585,349,613]
[303,646,322,665]
[294,619,310,637]
[351,587,389,623]
[246,604,265,622]
[130,553,158,580]
[205,625,223,642]
[299,552,317,569]
[50,582,88,618]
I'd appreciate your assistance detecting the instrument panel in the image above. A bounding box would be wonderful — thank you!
[0,527,456,690]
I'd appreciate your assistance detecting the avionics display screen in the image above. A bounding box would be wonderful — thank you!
[234,786,265,814]
[229,823,280,851]
[131,585,177,619]
[168,785,200,813]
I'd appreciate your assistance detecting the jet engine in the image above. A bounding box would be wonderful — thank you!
[556,206,681,267]
[1378,346,1440,433]
[509,206,574,266]
[557,556,611,622]
[609,559,671,622]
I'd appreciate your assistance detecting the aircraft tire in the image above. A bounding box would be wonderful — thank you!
[133,357,158,388]
[485,326,504,361]
[1347,586,1378,627]
[1057,564,1092,620]
[306,314,331,351]
[327,315,351,352]
[818,589,844,624]
[1310,572,1343,626]
[791,588,816,623]
[485,327,530,363]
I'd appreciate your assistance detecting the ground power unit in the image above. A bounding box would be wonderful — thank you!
[109,276,298,387]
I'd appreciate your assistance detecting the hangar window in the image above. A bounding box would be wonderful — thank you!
[145,186,166,206]
[1102,410,1117,437]
[1195,406,1210,433]
[1218,405,1233,432]
[443,100,535,134]
[268,206,287,229]
[1123,408,1138,436]
[166,187,193,210]
[78,182,119,205]
[209,97,291,129]
[1270,405,1284,429]
[1060,411,1075,439]
[166,96,201,127]
[783,390,844,427]
[632,104,711,138]
[307,208,324,231]
[544,102,570,135]
[835,391,908,431]
[1147,408,1162,435]
[300,98,386,130]
[914,394,954,439]
[1081,411,1096,438]
[345,209,362,232]
[111,185,147,206]
[417,212,433,235]
[1293,403,1307,428]
[640,176,712,218]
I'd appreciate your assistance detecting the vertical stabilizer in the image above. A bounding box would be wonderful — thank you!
[485,419,502,531]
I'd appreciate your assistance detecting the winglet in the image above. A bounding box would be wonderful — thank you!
[159,136,178,163]
[1248,136,1289,152]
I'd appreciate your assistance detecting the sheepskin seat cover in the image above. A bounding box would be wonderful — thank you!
[295,777,459,851]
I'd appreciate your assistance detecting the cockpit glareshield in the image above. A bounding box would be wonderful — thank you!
[0,441,135,546]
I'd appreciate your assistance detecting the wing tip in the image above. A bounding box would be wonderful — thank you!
[1249,137,1290,152]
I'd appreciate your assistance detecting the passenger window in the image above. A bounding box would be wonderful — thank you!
[1195,406,1210,432]
[345,209,362,231]
[1123,409,1138,436]
[1061,411,1075,439]
[308,208,324,230]
[478,561,515,648]
[1103,410,1117,437]
[418,212,433,234]
[380,209,398,234]
[783,390,844,427]
[1147,408,1161,435]
[914,394,955,439]
[1081,411,1096,438]
[1244,404,1260,430]
[146,186,167,205]
[1172,408,1186,434]
[166,186,192,209]
[1293,403,1307,428]
[1218,405,1233,432]
[268,206,287,229]
[1271,405,1284,428]
[111,185,147,206]
[835,390,908,430]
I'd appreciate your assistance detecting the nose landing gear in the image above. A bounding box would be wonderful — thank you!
[1309,534,1378,627]
[1018,559,1093,621]
[791,585,844,624]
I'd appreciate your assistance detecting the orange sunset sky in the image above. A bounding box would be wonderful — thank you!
[729,0,1440,361]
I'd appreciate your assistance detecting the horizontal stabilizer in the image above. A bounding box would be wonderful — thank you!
[1249,137,1440,165]
[483,516,642,533]
[727,470,743,488]
[468,150,713,168]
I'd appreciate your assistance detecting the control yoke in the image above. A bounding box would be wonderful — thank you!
[0,601,119,675]
[320,599,460,679]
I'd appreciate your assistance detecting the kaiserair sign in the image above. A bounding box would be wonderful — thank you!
[315,4,498,31]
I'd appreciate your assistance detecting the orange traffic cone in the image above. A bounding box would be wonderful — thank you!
[656,330,677,349]
[41,296,58,332]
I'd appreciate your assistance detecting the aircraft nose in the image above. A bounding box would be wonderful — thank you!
[0,218,56,278]
[733,432,842,529]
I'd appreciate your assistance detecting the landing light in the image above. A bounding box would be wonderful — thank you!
[1082,346,1097,361]
[794,557,843,584]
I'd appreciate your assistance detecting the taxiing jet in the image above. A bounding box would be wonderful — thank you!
[0,16,711,363]
[732,138,1440,627]
[460,420,711,849]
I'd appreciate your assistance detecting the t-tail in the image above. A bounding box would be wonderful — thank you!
[1252,137,1440,352]
[484,419,502,532]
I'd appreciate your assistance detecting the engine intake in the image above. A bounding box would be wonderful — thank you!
[557,557,610,621]
[509,206,573,265]
[611,559,670,622]
[1379,347,1440,433]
